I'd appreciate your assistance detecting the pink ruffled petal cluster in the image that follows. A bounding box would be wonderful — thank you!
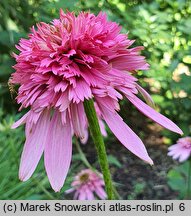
[168,137,191,162]
[11,10,183,192]
[66,169,106,200]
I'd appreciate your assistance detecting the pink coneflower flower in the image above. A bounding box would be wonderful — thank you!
[11,10,182,192]
[66,169,106,200]
[168,137,191,162]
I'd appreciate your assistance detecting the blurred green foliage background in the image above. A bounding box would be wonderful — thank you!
[0,0,191,199]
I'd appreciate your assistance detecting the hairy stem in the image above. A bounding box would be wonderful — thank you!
[187,159,191,199]
[84,99,115,200]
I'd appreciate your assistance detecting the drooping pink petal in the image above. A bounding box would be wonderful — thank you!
[178,150,190,162]
[86,189,94,200]
[64,188,75,194]
[44,111,72,192]
[11,111,30,129]
[70,102,87,139]
[74,191,80,200]
[80,129,89,144]
[127,95,183,135]
[136,84,155,108]
[98,119,107,137]
[168,144,180,151]
[78,191,86,200]
[95,186,107,199]
[19,109,50,181]
[100,105,153,164]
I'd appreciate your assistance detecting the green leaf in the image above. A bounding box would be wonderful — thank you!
[167,161,191,198]
[107,155,122,168]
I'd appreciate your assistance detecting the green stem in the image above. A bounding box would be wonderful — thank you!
[84,99,115,200]
[187,159,191,199]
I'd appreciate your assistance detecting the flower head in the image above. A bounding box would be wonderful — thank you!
[11,10,182,192]
[168,137,191,162]
[66,169,106,200]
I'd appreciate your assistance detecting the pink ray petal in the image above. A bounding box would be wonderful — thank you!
[136,84,155,108]
[65,188,75,194]
[74,191,80,200]
[78,190,86,200]
[85,189,94,200]
[178,150,190,162]
[95,187,107,199]
[99,119,107,137]
[11,111,31,129]
[70,102,87,139]
[44,111,72,192]
[100,105,153,164]
[168,144,179,150]
[80,129,89,144]
[127,95,183,135]
[19,110,50,181]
